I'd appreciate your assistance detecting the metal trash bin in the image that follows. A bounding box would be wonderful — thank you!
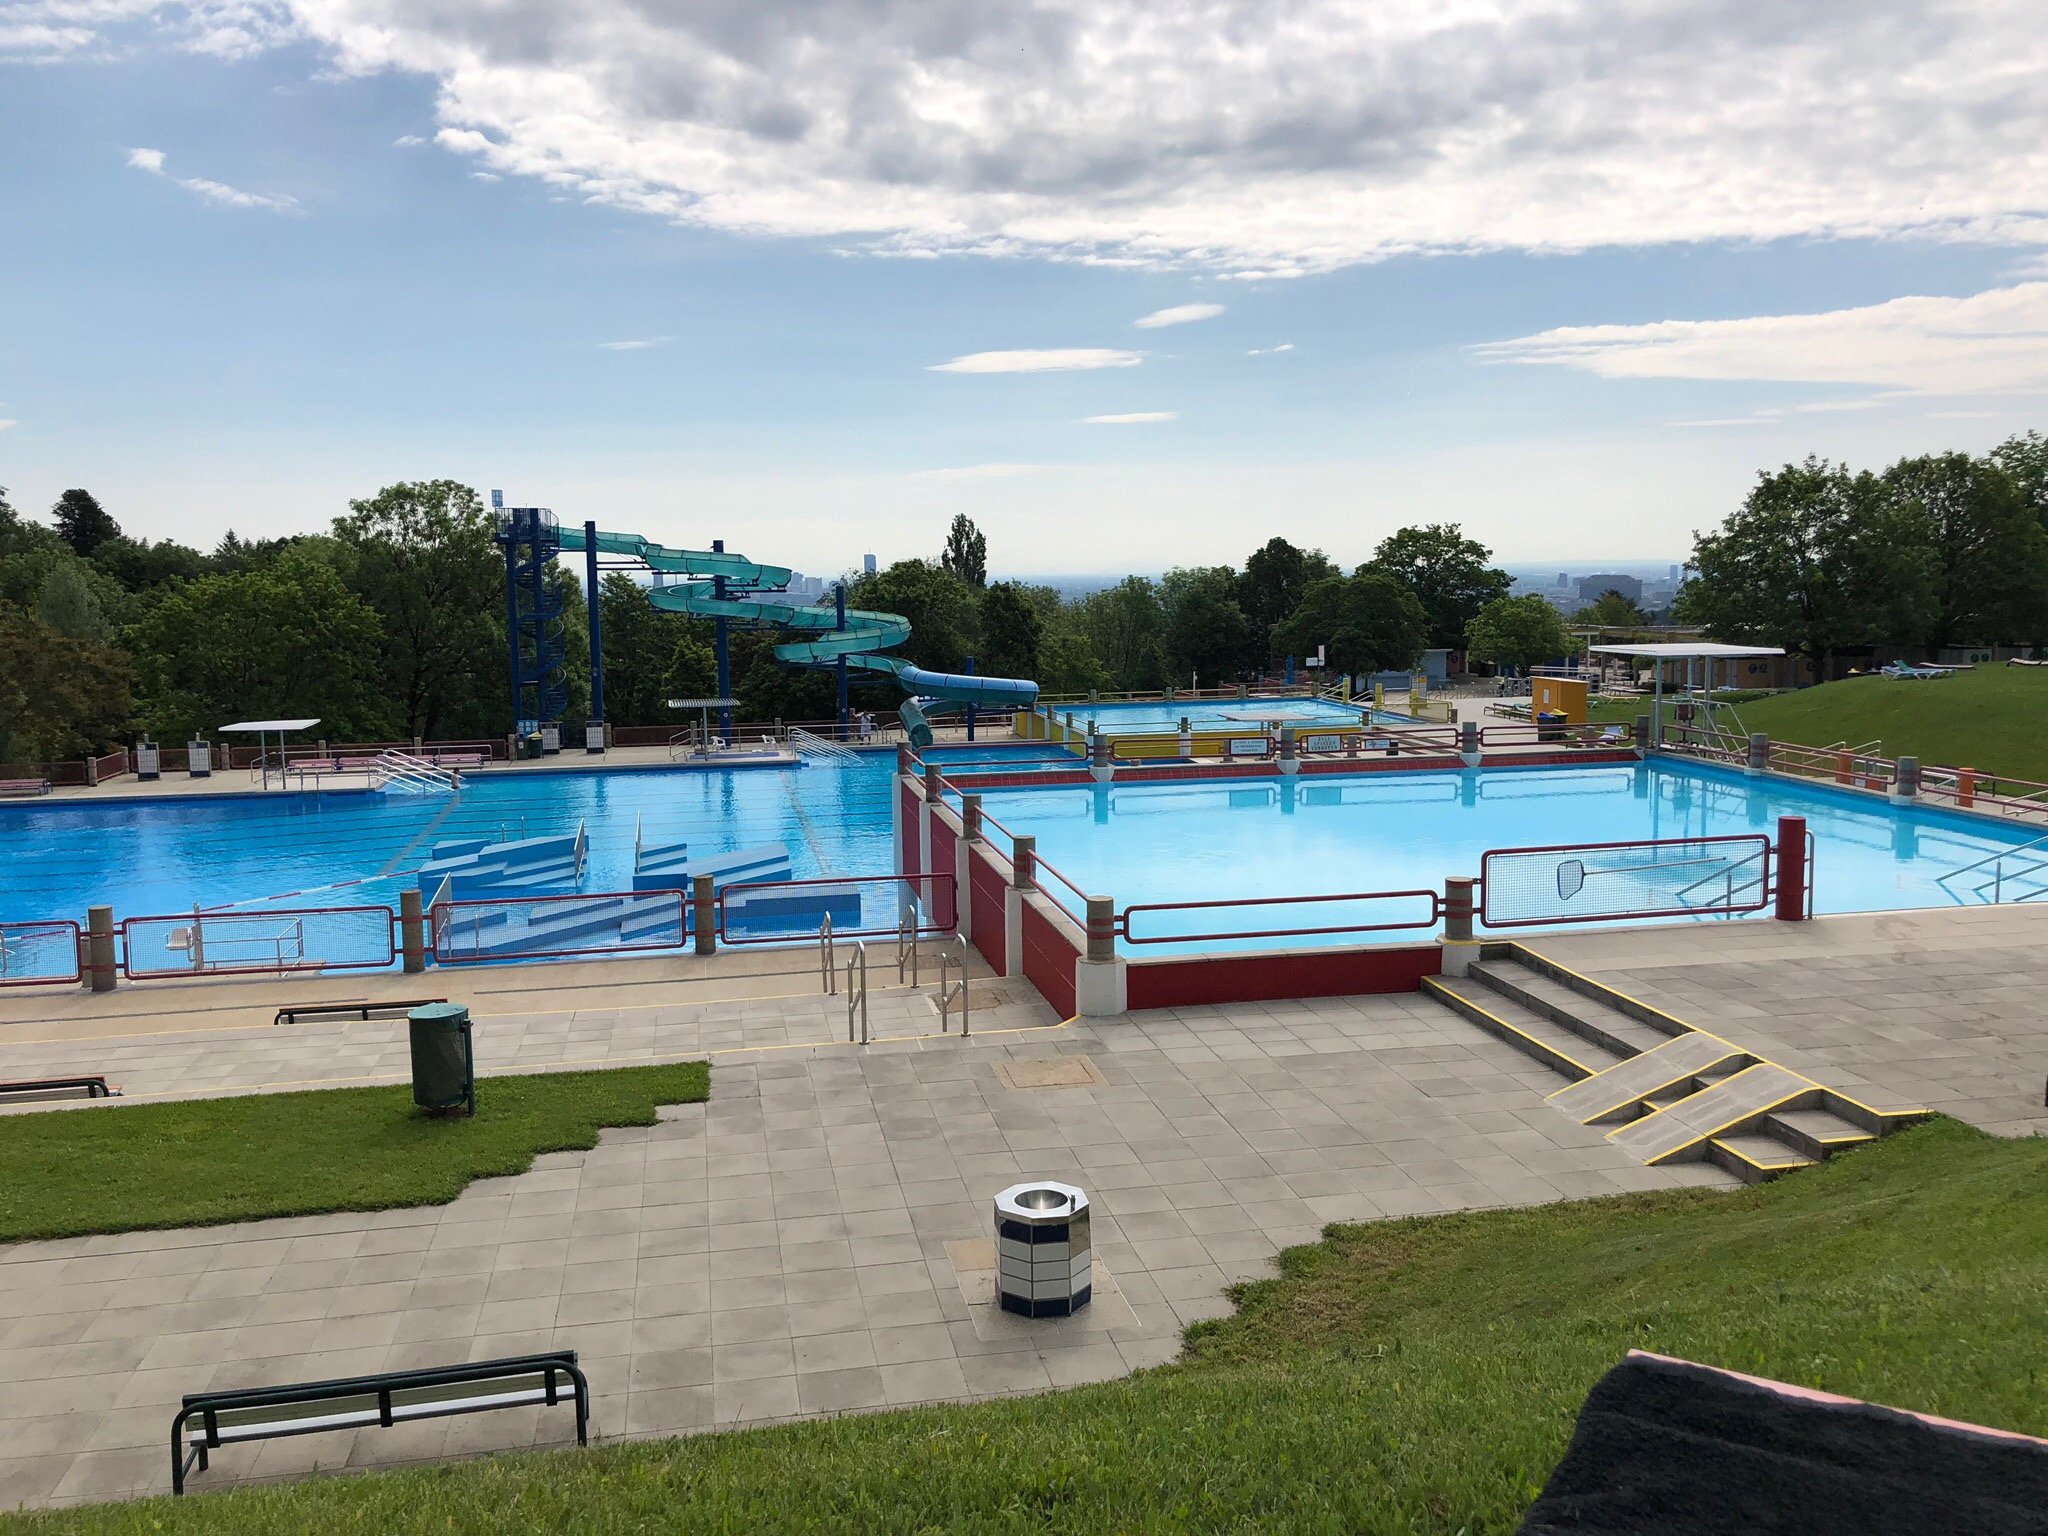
[1537,710,1566,744]
[408,1003,475,1116]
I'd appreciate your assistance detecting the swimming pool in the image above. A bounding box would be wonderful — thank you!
[967,759,2043,953]
[1040,694,1379,736]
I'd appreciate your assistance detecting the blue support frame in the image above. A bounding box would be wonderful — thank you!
[494,507,566,737]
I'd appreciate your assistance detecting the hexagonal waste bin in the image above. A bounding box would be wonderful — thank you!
[408,1002,475,1116]
[994,1180,1091,1317]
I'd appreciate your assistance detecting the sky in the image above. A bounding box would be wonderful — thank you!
[1,1,2045,576]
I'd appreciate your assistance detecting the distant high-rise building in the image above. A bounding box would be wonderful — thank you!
[1576,573,1644,605]
[863,553,877,574]
[1668,563,1681,582]
[1556,572,1569,587]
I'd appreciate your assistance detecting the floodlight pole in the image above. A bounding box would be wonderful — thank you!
[584,520,605,750]
[835,582,850,737]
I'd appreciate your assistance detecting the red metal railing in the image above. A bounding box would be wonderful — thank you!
[120,905,399,978]
[0,920,83,986]
[714,872,956,945]
[1479,722,1636,748]
[1117,889,1441,946]
[430,889,686,964]
[1477,834,1774,929]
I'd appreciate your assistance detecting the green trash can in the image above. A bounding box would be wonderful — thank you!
[409,1003,475,1117]
[1537,710,1566,744]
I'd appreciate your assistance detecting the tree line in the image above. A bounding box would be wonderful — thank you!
[1679,432,2048,671]
[0,483,1572,765]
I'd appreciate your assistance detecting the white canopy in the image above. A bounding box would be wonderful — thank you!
[219,719,322,733]
[1587,644,1783,659]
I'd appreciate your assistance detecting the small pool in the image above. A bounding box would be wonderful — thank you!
[1041,694,1382,736]
[970,759,2043,954]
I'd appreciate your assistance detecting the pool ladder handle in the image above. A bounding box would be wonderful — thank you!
[818,914,836,996]
[895,911,919,989]
[937,943,970,1038]
[846,942,869,1045]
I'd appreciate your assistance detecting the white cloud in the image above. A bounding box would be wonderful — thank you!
[598,336,671,351]
[1478,283,2048,397]
[1082,411,1177,425]
[1247,343,1295,356]
[915,463,1047,481]
[125,144,301,212]
[0,419,17,432]
[1134,303,1223,329]
[393,134,425,147]
[37,1,2048,274]
[930,348,1143,375]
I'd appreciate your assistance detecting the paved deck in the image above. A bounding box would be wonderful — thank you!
[0,985,1722,1509]
[1531,904,2048,1138]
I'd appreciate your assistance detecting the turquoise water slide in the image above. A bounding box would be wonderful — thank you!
[559,528,1038,744]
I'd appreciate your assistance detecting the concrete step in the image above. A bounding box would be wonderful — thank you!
[1468,959,1673,1058]
[1708,1133,1818,1185]
[1762,1106,1877,1161]
[1423,974,1625,1081]
[1547,1032,1750,1125]
[1605,1063,1819,1165]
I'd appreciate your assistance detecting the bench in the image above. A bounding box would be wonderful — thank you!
[172,1351,588,1494]
[0,778,52,798]
[274,997,446,1026]
[0,1075,119,1102]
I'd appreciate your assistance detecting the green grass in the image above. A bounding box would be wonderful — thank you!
[11,1117,2046,1534]
[1592,665,2048,782]
[0,1063,708,1243]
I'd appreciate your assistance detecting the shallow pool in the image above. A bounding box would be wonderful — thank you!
[970,759,2041,953]
[1046,694,1379,736]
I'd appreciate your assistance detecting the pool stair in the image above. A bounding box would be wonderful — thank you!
[417,824,588,899]
[1421,944,1926,1184]
[630,836,793,893]
[431,890,686,958]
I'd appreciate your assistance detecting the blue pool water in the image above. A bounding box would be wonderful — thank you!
[1048,694,1378,735]
[2,756,904,924]
[970,759,2043,952]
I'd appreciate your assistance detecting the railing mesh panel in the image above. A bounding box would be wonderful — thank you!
[1480,836,1771,928]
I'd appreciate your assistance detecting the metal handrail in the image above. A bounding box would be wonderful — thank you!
[896,909,919,986]
[1936,831,2048,904]
[846,942,868,1044]
[819,914,836,994]
[938,943,970,1037]
[790,727,858,764]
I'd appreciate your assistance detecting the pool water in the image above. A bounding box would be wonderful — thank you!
[1045,695,1380,735]
[970,760,2043,952]
[2,756,906,923]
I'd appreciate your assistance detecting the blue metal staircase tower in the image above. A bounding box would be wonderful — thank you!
[496,504,567,733]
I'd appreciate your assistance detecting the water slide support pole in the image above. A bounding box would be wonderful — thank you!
[713,539,731,743]
[964,656,977,742]
[584,520,605,751]
[835,583,850,738]
[501,513,522,732]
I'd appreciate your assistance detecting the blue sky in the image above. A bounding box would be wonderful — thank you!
[2,3,2044,576]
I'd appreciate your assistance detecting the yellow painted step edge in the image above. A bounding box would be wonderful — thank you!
[1546,1043,1747,1122]
[1710,1138,1814,1172]
[1420,978,1597,1078]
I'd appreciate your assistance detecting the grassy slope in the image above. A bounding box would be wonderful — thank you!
[0,1063,709,1243]
[1593,665,2048,782]
[12,1118,2045,1534]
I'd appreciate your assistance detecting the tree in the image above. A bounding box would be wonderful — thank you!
[1578,589,1649,627]
[35,558,109,641]
[0,602,134,761]
[599,572,706,723]
[1360,524,1511,651]
[1074,577,1166,690]
[1036,631,1113,695]
[1680,458,1929,672]
[1879,452,2048,648]
[89,535,209,593]
[333,480,505,739]
[52,489,120,558]
[940,514,988,589]
[851,560,976,671]
[735,648,838,724]
[1465,594,1576,673]
[1237,537,1337,663]
[128,552,387,742]
[1274,572,1428,678]
[976,581,1041,681]
[663,632,718,702]
[1160,566,1256,687]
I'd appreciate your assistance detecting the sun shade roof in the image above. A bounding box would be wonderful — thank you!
[1587,644,1784,659]
[218,719,322,733]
